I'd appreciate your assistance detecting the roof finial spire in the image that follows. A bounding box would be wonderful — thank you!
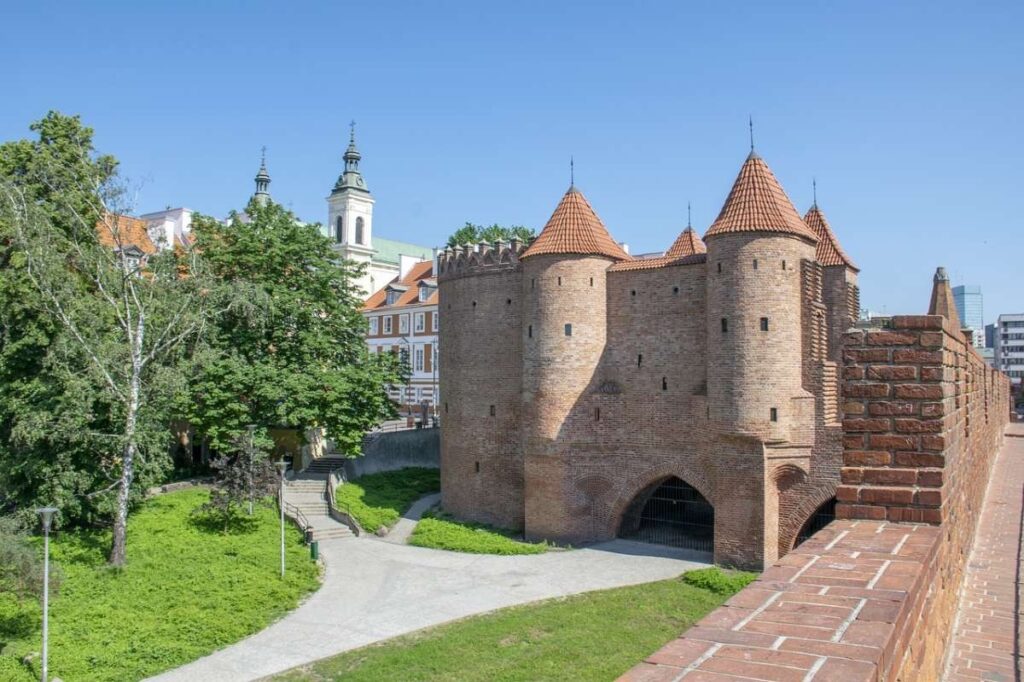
[349,119,356,143]
[260,145,266,167]
[749,115,754,152]
[253,145,271,206]
[687,201,692,229]
[570,155,575,188]
[812,177,817,208]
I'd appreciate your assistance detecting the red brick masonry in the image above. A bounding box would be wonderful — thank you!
[944,427,1024,680]
[621,313,1011,681]
[621,521,940,681]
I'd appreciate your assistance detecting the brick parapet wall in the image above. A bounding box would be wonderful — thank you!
[837,315,1009,524]
[622,314,1011,681]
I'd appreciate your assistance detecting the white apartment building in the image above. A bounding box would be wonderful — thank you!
[993,313,1024,385]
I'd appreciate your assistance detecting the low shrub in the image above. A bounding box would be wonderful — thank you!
[681,567,757,595]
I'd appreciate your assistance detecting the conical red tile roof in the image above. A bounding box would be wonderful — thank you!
[665,226,707,259]
[803,204,858,271]
[705,153,817,242]
[521,187,631,261]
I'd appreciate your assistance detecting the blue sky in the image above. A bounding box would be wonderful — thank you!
[3,1,1021,322]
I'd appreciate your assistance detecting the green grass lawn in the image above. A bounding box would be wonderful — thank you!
[0,488,319,682]
[409,512,549,555]
[333,468,440,532]
[274,569,752,682]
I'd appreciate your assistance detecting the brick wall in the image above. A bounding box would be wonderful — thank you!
[623,312,1011,681]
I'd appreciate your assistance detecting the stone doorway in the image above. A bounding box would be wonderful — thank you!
[619,477,714,552]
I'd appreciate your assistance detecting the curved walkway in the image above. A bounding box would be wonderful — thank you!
[148,530,710,681]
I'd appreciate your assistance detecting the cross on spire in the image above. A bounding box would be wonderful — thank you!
[349,120,356,142]
[749,115,755,152]
[687,201,692,229]
[570,155,575,188]
[812,177,818,207]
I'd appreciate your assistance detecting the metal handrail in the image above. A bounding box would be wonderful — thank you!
[281,498,312,534]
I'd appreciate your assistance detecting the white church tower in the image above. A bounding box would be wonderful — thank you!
[326,122,376,296]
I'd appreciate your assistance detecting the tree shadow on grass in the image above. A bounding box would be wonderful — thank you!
[188,510,260,536]
[0,605,38,643]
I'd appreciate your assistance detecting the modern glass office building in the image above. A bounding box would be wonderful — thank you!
[953,285,984,348]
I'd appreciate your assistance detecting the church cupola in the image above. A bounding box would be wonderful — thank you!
[252,147,271,207]
[332,121,370,194]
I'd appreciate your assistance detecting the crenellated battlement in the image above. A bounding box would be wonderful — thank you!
[436,239,530,281]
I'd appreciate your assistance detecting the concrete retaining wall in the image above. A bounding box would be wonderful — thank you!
[343,427,440,479]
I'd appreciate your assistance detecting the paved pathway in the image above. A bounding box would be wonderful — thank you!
[148,535,710,681]
[944,425,1024,681]
[380,492,440,544]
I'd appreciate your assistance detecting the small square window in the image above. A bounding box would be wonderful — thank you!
[565,323,572,336]
[760,317,769,331]
[721,318,728,333]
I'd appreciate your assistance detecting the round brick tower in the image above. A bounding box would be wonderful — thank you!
[519,186,631,540]
[704,151,818,441]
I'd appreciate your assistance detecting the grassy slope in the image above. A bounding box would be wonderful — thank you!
[409,515,548,555]
[333,468,440,532]
[274,573,736,682]
[0,488,319,682]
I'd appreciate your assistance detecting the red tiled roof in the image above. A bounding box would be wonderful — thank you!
[521,187,631,261]
[665,226,707,259]
[95,213,156,254]
[803,205,858,271]
[704,153,818,243]
[608,252,706,272]
[363,260,436,310]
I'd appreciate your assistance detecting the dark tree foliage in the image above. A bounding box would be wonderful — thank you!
[445,222,534,248]
[195,442,279,533]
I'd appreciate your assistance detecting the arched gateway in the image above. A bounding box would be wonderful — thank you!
[794,497,837,548]
[618,476,714,552]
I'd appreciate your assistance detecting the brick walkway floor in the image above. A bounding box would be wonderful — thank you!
[944,425,1024,681]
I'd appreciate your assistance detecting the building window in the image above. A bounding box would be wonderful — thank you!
[414,346,424,372]
[721,318,728,333]
[475,461,480,473]
[386,289,400,305]
[431,312,438,332]
[662,377,668,391]
[383,316,393,334]
[558,277,562,286]
[369,317,379,335]
[673,286,679,295]
[594,407,601,422]
[506,298,512,305]
[489,405,495,417]
[782,260,787,270]
[355,217,365,244]
[717,262,722,273]
[528,325,533,338]
[590,277,594,286]
[637,354,643,368]
[399,315,410,334]
[760,317,769,331]
[414,312,425,332]
[753,259,758,269]
[565,323,572,336]
[419,286,429,302]
[631,290,636,297]
[335,215,343,242]
[770,407,778,422]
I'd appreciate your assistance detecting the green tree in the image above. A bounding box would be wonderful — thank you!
[194,434,278,533]
[0,112,220,565]
[183,200,404,457]
[445,222,534,248]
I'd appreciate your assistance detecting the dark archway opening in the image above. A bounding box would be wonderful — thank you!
[619,477,714,552]
[794,497,836,548]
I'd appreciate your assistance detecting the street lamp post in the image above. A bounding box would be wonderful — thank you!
[36,507,57,682]
[276,459,287,578]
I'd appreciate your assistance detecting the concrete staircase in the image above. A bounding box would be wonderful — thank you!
[283,460,354,541]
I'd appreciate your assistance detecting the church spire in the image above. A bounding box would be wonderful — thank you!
[333,120,369,194]
[253,146,271,207]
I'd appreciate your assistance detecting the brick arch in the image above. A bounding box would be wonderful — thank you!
[606,461,716,538]
[772,463,808,491]
[779,483,837,554]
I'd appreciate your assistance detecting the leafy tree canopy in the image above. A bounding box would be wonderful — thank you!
[183,201,405,455]
[445,222,534,248]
